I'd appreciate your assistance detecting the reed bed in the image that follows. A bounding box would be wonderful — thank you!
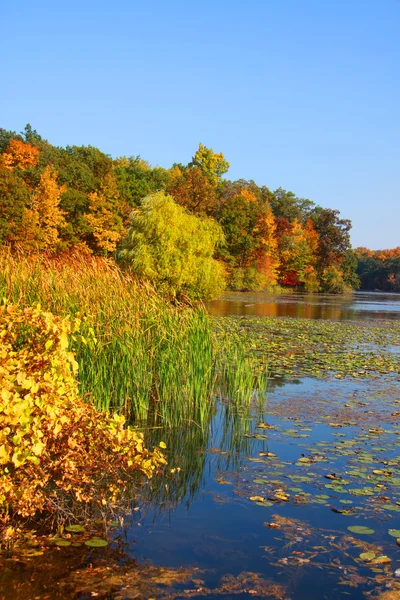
[0,250,268,427]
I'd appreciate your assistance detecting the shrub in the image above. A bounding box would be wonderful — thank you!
[0,302,166,527]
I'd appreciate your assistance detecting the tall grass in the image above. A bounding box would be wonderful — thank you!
[0,250,268,427]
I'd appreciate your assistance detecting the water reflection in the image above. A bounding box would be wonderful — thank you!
[131,377,400,600]
[208,291,400,320]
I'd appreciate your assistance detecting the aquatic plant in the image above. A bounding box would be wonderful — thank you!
[0,250,267,428]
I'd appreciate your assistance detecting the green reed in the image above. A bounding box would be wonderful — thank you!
[0,249,269,427]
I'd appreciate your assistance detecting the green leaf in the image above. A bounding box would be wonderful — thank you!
[65,524,86,533]
[85,538,108,548]
[388,529,400,538]
[347,525,375,535]
[359,552,376,561]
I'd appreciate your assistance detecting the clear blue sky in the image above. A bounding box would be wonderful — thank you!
[2,0,399,249]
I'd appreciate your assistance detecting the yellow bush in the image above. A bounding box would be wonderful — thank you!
[0,301,166,524]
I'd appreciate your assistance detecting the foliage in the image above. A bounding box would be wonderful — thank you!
[167,165,219,216]
[0,125,360,293]
[0,168,31,245]
[270,187,315,223]
[114,155,170,209]
[117,191,226,300]
[29,166,66,251]
[311,208,352,271]
[0,301,166,527]
[0,138,39,171]
[217,183,279,290]
[0,251,264,427]
[84,173,125,255]
[190,143,230,182]
[276,218,320,290]
[356,247,400,291]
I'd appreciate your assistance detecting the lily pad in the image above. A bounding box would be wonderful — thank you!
[388,529,400,538]
[85,538,108,548]
[347,525,375,535]
[65,524,86,533]
[54,539,72,547]
[359,552,376,561]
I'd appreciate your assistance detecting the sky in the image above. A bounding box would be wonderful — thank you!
[2,0,399,249]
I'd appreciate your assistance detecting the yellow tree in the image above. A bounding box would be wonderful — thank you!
[85,173,125,255]
[190,143,230,183]
[30,166,66,251]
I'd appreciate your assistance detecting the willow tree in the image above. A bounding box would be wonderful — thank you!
[117,192,226,300]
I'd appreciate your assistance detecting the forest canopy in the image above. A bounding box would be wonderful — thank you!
[0,124,373,297]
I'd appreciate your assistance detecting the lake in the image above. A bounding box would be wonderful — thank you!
[208,291,400,321]
[2,292,400,599]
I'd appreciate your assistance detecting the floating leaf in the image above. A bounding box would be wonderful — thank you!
[347,525,375,535]
[85,538,108,548]
[359,552,376,561]
[65,524,86,533]
[388,529,400,538]
[371,555,391,565]
[54,539,72,547]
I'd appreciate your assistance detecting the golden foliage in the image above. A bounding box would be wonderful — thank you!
[30,166,66,250]
[85,173,125,254]
[0,302,166,526]
[253,200,279,285]
[1,139,39,171]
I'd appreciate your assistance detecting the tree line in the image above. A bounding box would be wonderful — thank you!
[355,247,400,292]
[0,124,362,298]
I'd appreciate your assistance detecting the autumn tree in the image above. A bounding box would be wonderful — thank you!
[311,208,352,271]
[117,191,226,300]
[190,143,230,182]
[276,218,320,290]
[30,166,66,251]
[216,182,279,290]
[85,173,125,255]
[251,198,280,286]
[0,138,39,171]
[167,165,219,216]
[356,247,400,291]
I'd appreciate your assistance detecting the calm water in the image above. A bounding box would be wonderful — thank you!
[208,291,400,321]
[128,376,400,599]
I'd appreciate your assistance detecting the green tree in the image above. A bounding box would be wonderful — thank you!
[0,167,31,245]
[271,188,315,223]
[117,192,226,300]
[114,156,170,209]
